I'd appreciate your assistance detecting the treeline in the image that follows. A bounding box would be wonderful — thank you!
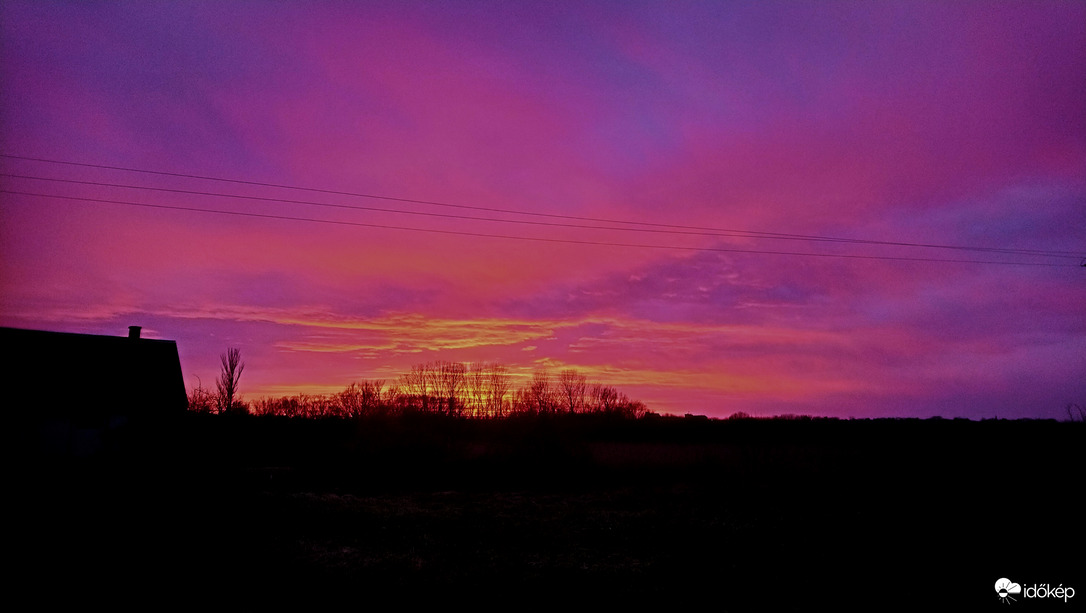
[189,361,648,419]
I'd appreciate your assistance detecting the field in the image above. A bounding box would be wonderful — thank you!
[16,414,1083,609]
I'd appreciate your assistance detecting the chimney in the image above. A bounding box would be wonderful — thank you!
[128,326,142,339]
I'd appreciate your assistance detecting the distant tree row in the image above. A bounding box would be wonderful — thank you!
[191,359,647,419]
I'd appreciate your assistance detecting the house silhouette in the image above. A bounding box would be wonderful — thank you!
[2,325,187,456]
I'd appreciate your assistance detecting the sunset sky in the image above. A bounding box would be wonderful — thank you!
[2,1,1083,419]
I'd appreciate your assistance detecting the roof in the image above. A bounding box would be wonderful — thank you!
[1,326,188,422]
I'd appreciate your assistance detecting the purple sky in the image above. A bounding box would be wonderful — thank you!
[2,1,1083,418]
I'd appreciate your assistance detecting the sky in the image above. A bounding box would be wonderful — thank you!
[1,1,1083,419]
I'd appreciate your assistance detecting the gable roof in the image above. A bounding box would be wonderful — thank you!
[1,326,188,421]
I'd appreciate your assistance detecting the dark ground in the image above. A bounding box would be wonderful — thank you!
[15,413,1084,609]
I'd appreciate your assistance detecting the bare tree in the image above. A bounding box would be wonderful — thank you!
[399,363,432,411]
[338,380,385,417]
[508,387,533,415]
[466,363,488,417]
[527,369,556,414]
[1067,403,1085,422]
[437,361,467,416]
[487,364,510,418]
[590,383,619,413]
[559,369,588,414]
[227,358,647,420]
[187,375,215,413]
[216,347,245,414]
[381,383,401,413]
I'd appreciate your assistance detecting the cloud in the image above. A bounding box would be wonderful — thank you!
[3,2,1083,418]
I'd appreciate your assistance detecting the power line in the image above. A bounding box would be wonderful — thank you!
[2,188,1077,267]
[4,153,1080,260]
[7,172,1079,260]
[0,173,835,243]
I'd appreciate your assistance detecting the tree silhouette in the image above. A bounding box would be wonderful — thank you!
[400,363,433,411]
[1067,403,1085,422]
[216,347,245,414]
[235,359,647,419]
[338,380,385,417]
[486,364,510,417]
[437,361,467,416]
[527,370,556,413]
[187,375,215,413]
[559,369,587,414]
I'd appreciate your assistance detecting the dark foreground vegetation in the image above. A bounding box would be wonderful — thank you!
[15,411,1083,609]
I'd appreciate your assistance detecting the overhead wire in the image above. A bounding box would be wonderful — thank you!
[0,173,848,243]
[6,172,1077,258]
[4,153,1082,259]
[1,188,1078,268]
[1,153,1082,267]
